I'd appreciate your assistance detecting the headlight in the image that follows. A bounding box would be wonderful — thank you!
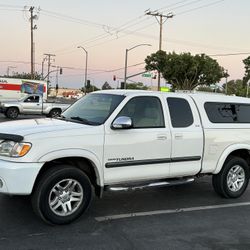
[0,141,32,157]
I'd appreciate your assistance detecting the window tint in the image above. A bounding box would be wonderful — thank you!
[167,97,194,128]
[118,96,165,128]
[204,102,250,123]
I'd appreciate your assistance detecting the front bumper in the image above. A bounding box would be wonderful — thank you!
[0,159,43,195]
[0,107,5,113]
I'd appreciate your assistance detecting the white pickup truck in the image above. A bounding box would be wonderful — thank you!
[0,90,250,225]
[0,94,70,119]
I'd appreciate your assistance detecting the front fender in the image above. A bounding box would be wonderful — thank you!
[37,148,103,186]
[214,144,250,174]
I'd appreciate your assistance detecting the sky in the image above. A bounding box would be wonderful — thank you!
[0,0,249,89]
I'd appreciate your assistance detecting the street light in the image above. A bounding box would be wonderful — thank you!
[124,43,151,89]
[77,46,88,95]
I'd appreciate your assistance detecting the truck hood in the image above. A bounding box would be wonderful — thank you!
[0,118,91,137]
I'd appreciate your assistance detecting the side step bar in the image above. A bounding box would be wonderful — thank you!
[105,177,194,192]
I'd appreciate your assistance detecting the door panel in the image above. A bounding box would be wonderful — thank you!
[103,95,172,184]
[167,96,203,177]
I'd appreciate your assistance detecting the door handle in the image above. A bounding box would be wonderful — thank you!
[36,104,40,106]
[157,134,167,140]
[174,133,183,139]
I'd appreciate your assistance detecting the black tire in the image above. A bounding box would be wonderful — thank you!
[6,107,19,119]
[49,108,61,118]
[212,156,249,198]
[31,165,93,225]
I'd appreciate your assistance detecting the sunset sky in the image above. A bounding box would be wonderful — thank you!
[0,0,249,89]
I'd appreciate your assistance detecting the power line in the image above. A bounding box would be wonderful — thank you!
[49,0,206,55]
[177,0,225,15]
[209,52,250,57]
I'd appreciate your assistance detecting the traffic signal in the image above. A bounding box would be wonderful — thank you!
[113,75,116,81]
[59,68,63,74]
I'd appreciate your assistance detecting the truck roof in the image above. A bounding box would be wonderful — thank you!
[95,89,250,104]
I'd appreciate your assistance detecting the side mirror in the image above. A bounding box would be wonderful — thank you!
[112,116,132,130]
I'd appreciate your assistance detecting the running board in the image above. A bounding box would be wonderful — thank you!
[105,177,194,192]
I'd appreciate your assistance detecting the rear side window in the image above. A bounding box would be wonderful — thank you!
[205,102,250,123]
[167,97,194,128]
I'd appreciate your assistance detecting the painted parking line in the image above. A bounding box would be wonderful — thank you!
[95,201,250,222]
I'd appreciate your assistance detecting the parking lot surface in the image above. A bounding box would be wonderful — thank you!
[0,114,250,250]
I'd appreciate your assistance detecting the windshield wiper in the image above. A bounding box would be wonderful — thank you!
[70,116,101,125]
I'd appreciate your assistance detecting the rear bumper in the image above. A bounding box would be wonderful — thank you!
[0,159,43,195]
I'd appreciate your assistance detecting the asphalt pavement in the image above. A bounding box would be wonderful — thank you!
[0,114,250,250]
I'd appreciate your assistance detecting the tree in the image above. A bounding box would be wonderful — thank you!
[0,71,43,80]
[243,56,250,83]
[145,51,225,90]
[126,82,149,90]
[102,81,112,90]
[80,79,100,93]
[222,79,246,97]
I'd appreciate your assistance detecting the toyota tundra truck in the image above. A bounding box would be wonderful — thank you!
[0,90,250,224]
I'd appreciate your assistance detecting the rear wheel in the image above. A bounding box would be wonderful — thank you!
[212,156,249,198]
[31,165,93,225]
[6,107,19,119]
[49,108,61,118]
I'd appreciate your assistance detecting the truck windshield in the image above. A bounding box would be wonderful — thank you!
[61,93,125,125]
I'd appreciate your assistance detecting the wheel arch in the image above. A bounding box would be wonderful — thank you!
[34,149,103,196]
[7,106,20,113]
[49,108,62,114]
[214,144,250,174]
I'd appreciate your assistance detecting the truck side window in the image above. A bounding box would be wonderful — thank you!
[167,97,194,128]
[205,102,250,123]
[24,96,39,103]
[118,96,165,128]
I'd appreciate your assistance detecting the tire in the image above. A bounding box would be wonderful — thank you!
[31,165,93,225]
[212,156,250,198]
[6,107,19,119]
[49,109,61,118]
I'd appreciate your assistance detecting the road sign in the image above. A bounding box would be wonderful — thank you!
[142,73,152,78]
[160,87,170,92]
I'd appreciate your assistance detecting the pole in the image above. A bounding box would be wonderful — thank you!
[124,44,151,89]
[124,49,128,89]
[77,46,88,95]
[225,70,228,95]
[85,51,88,95]
[44,53,56,97]
[41,57,46,79]
[158,15,163,91]
[145,11,174,91]
[247,80,250,98]
[30,7,34,79]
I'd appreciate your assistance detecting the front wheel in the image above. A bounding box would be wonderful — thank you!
[31,165,93,225]
[6,107,19,119]
[212,156,249,198]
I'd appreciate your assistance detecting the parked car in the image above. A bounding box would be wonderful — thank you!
[0,94,70,118]
[0,90,250,224]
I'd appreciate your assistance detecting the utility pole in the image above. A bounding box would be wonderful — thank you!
[145,11,174,91]
[44,53,56,97]
[29,6,38,79]
[77,46,88,95]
